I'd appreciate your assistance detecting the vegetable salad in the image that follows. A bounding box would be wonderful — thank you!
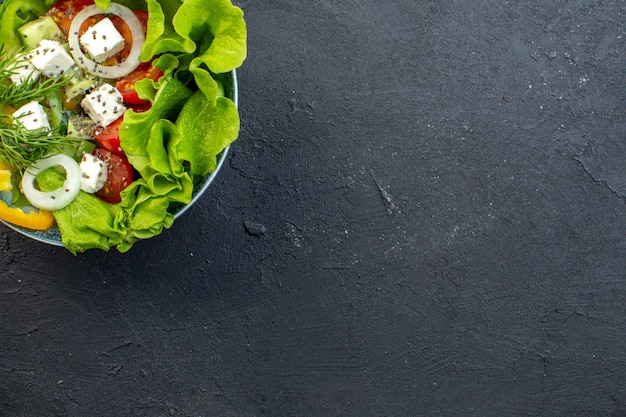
[0,0,246,253]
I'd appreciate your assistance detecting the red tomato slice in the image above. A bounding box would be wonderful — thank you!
[47,0,94,37]
[115,62,163,105]
[128,101,152,113]
[94,116,124,155]
[93,149,134,204]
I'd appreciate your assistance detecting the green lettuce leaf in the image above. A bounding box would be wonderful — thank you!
[120,76,193,174]
[115,179,175,252]
[94,0,111,9]
[141,0,194,60]
[175,89,239,176]
[0,0,49,54]
[172,0,247,73]
[36,169,125,255]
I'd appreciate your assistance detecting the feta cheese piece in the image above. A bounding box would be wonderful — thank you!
[81,84,126,127]
[79,18,125,63]
[79,152,107,193]
[9,54,40,86]
[29,39,75,78]
[12,101,51,131]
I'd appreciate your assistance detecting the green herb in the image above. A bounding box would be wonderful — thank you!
[0,117,81,171]
[0,47,71,108]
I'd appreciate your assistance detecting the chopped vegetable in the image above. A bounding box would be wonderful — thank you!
[92,148,133,203]
[0,200,55,230]
[0,168,11,190]
[94,115,124,155]
[115,61,162,105]
[0,160,55,230]
[21,154,81,211]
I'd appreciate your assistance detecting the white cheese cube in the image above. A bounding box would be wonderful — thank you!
[79,18,125,63]
[79,152,107,193]
[9,53,40,86]
[81,84,126,127]
[29,40,75,78]
[12,101,51,131]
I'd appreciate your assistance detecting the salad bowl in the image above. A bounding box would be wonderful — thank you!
[0,0,246,252]
[0,70,238,247]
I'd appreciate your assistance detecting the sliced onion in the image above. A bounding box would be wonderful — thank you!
[21,154,81,211]
[68,3,146,79]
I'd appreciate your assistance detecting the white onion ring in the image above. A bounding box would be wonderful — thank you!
[68,3,145,79]
[21,154,82,211]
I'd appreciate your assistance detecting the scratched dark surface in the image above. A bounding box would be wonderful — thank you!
[2,1,626,416]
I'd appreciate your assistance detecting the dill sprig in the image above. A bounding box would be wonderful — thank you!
[0,46,72,108]
[0,46,83,171]
[0,116,82,171]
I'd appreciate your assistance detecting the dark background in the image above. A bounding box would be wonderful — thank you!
[2,1,626,416]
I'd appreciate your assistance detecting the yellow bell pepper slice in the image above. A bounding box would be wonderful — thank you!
[0,166,55,230]
[0,170,11,191]
[0,200,55,230]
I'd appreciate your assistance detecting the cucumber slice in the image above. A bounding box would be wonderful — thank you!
[44,90,64,130]
[67,115,95,139]
[52,115,96,160]
[64,70,99,100]
[57,139,97,161]
[18,16,65,49]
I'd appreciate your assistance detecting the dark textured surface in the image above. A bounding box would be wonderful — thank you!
[2,1,626,416]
